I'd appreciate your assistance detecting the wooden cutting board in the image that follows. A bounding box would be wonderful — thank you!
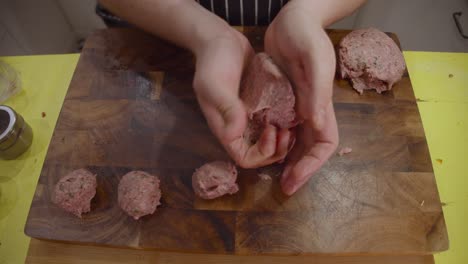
[25,27,448,254]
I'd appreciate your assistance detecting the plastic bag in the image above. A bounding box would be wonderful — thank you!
[0,61,22,104]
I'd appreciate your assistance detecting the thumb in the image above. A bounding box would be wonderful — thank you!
[306,34,335,130]
[290,30,335,130]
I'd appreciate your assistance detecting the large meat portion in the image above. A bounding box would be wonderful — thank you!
[52,168,97,218]
[338,28,406,94]
[118,171,161,220]
[240,52,298,144]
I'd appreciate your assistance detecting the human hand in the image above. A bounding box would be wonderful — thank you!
[193,29,292,168]
[265,2,339,195]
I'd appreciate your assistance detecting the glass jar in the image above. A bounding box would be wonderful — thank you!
[0,105,33,159]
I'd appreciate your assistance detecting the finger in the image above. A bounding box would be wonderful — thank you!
[304,38,336,130]
[257,124,277,158]
[197,94,247,143]
[279,137,306,188]
[229,124,280,168]
[275,129,292,163]
[281,143,335,195]
[288,31,336,130]
[193,35,253,144]
[281,104,339,195]
[287,129,297,153]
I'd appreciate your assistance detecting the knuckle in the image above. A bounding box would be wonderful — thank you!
[260,145,275,158]
[236,159,252,169]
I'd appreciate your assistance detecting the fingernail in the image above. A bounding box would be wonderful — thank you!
[282,178,297,196]
[281,166,292,184]
[287,134,296,153]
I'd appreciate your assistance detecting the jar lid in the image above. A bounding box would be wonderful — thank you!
[0,105,17,146]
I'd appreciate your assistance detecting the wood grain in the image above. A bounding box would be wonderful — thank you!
[24,28,448,254]
[26,239,436,264]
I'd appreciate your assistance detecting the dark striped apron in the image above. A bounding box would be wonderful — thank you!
[196,0,290,25]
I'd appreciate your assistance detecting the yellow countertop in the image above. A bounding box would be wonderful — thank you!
[0,52,467,264]
[404,52,468,264]
[0,54,80,264]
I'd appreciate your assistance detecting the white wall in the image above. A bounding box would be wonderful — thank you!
[0,27,28,55]
[56,0,105,39]
[329,12,358,29]
[1,0,468,55]
[0,0,105,56]
[354,0,468,52]
[0,0,77,56]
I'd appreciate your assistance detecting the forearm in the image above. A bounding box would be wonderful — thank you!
[99,0,233,55]
[289,0,366,27]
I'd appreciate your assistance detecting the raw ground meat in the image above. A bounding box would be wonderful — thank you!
[192,161,238,199]
[337,147,353,156]
[240,52,298,145]
[118,171,161,220]
[338,28,406,94]
[52,168,97,218]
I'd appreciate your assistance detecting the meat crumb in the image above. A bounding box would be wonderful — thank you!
[258,173,272,181]
[338,147,353,156]
[41,112,46,118]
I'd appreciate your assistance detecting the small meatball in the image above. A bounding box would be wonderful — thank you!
[52,168,97,218]
[118,171,161,220]
[192,161,238,199]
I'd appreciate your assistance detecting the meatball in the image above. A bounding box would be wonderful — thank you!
[52,168,97,218]
[192,161,238,199]
[118,171,161,220]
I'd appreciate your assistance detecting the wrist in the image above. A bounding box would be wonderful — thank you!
[283,0,325,26]
[189,20,239,57]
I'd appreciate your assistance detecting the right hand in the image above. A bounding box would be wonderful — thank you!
[264,4,339,195]
[193,29,292,168]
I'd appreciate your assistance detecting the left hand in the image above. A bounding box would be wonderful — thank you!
[265,2,339,195]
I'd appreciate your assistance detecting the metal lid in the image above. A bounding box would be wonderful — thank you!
[0,105,18,148]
